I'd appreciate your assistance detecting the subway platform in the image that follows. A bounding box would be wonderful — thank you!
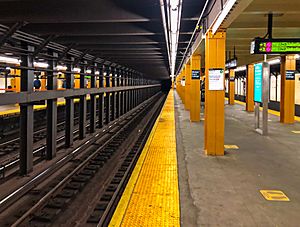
[110,89,300,226]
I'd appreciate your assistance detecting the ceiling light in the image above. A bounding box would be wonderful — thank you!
[86,69,92,74]
[234,66,247,72]
[56,65,67,71]
[0,56,20,64]
[295,54,300,59]
[72,67,81,73]
[4,53,13,56]
[268,58,280,65]
[170,0,179,9]
[34,62,49,68]
[95,71,100,75]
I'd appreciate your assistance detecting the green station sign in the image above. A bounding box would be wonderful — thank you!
[251,38,300,54]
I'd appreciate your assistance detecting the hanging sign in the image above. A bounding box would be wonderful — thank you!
[208,68,224,90]
[286,70,295,80]
[254,63,263,102]
[191,70,200,79]
[251,38,300,54]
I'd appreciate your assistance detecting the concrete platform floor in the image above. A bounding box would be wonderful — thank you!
[175,90,300,227]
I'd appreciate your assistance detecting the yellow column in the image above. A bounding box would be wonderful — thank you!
[228,69,235,105]
[190,54,201,122]
[181,67,186,104]
[204,30,225,156]
[246,64,254,112]
[280,55,296,123]
[184,63,191,110]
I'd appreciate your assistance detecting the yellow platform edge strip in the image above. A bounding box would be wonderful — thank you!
[0,97,90,117]
[109,90,180,227]
[225,97,300,122]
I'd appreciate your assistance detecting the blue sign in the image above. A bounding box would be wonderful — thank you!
[254,63,263,103]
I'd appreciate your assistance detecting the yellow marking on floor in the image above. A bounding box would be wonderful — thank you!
[225,98,300,122]
[260,190,290,201]
[0,97,90,117]
[292,131,300,134]
[224,145,239,149]
[109,90,180,227]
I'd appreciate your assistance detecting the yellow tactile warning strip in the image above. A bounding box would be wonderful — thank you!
[109,90,180,227]
[260,190,290,201]
[291,131,300,134]
[224,145,239,149]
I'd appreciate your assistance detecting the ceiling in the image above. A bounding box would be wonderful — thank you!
[226,0,300,66]
[0,0,206,80]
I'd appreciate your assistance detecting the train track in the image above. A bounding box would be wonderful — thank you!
[0,93,165,226]
[0,107,108,180]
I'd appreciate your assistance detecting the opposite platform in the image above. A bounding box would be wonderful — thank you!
[109,90,180,227]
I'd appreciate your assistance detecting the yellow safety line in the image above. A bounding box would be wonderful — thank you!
[225,97,300,122]
[0,97,90,117]
[109,90,180,227]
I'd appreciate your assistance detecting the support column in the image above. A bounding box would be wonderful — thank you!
[19,44,34,175]
[105,66,111,124]
[65,59,74,147]
[280,55,296,123]
[90,64,97,133]
[204,30,226,156]
[246,64,254,112]
[46,51,58,160]
[98,65,104,128]
[185,62,191,110]
[79,65,87,139]
[228,69,235,105]
[190,54,201,122]
[111,68,116,121]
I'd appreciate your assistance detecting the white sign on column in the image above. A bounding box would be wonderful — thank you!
[208,68,224,90]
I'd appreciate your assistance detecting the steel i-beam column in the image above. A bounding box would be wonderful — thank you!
[228,69,235,105]
[125,71,129,113]
[111,68,116,121]
[90,64,97,133]
[98,66,105,128]
[116,69,121,118]
[280,55,296,123]
[65,59,74,147]
[190,54,201,122]
[46,51,58,160]
[105,66,111,124]
[19,43,34,175]
[79,64,87,139]
[246,64,254,112]
[121,70,126,115]
[204,30,226,156]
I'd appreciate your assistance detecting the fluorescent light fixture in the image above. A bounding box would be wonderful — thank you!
[95,71,100,75]
[34,62,49,68]
[56,65,67,71]
[170,0,179,9]
[72,67,81,73]
[0,56,20,64]
[212,0,237,34]
[4,53,13,56]
[268,58,280,65]
[234,66,247,72]
[170,9,179,32]
[86,69,92,74]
